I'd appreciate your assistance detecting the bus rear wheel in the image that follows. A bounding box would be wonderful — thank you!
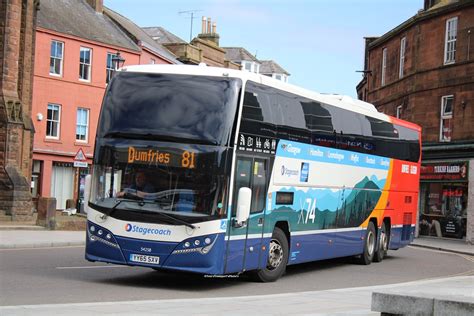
[373,222,388,263]
[254,227,288,282]
[357,221,376,265]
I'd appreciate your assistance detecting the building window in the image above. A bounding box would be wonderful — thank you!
[440,95,453,142]
[399,37,406,78]
[79,47,92,81]
[50,40,64,76]
[444,17,458,64]
[150,58,156,64]
[244,62,252,71]
[76,108,89,142]
[106,52,116,84]
[242,61,259,73]
[396,105,402,119]
[46,103,61,138]
[381,48,387,86]
[275,74,282,81]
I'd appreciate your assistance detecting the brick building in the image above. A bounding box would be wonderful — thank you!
[31,0,178,210]
[356,0,474,243]
[0,0,37,221]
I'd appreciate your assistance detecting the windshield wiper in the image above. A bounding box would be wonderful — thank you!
[108,197,150,217]
[130,208,196,229]
[103,131,218,146]
[157,211,196,229]
[107,198,196,229]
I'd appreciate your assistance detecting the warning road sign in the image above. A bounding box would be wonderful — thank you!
[74,148,88,168]
[74,148,87,161]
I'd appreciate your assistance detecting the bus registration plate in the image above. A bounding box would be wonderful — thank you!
[129,254,160,265]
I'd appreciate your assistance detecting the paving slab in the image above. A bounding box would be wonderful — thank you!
[371,276,474,316]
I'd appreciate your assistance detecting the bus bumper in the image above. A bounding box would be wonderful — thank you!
[85,221,226,275]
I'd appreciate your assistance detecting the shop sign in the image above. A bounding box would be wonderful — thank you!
[420,162,468,181]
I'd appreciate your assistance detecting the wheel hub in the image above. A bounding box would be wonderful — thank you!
[267,239,283,270]
[380,231,388,251]
[367,230,375,257]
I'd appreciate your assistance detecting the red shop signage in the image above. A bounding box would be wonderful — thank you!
[420,162,468,181]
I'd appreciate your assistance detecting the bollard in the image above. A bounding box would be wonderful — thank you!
[36,197,57,230]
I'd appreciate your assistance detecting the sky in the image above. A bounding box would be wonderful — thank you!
[104,0,423,98]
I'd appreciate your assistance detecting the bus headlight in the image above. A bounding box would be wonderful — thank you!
[172,235,218,255]
[87,222,119,249]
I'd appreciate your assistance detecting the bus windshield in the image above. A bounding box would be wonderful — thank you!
[89,142,229,223]
[98,72,241,146]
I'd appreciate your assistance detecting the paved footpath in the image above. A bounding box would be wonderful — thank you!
[0,230,85,249]
[1,276,472,315]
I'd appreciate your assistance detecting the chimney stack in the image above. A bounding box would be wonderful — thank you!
[207,18,212,34]
[202,17,207,33]
[198,16,220,46]
[86,0,103,13]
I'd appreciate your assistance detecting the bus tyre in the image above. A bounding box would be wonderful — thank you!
[373,222,388,263]
[357,222,376,265]
[255,227,289,282]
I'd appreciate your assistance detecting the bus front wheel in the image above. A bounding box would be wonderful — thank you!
[254,227,288,282]
[357,221,376,265]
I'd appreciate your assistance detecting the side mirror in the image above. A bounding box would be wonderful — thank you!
[235,187,251,227]
[83,175,92,214]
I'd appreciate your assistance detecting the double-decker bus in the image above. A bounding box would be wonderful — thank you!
[85,65,421,282]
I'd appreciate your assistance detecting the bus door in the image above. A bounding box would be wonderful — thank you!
[225,157,269,274]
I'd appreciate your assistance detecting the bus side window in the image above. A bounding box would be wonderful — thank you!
[251,160,267,213]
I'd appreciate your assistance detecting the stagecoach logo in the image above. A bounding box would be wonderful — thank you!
[281,143,301,156]
[125,223,172,236]
[281,165,299,177]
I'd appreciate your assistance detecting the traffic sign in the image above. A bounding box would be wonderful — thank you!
[74,148,88,168]
[74,161,88,168]
[74,148,87,161]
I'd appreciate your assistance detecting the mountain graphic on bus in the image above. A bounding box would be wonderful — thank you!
[272,176,386,230]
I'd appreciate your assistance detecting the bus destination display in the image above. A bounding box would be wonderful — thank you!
[127,146,196,169]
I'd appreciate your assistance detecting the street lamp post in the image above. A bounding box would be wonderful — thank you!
[112,51,126,71]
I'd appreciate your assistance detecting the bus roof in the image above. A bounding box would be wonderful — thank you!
[120,64,420,131]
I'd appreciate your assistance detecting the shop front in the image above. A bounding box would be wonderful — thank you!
[419,161,468,239]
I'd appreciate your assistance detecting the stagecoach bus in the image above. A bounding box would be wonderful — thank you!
[85,64,421,282]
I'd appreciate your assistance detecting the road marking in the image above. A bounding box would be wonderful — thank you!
[56,265,128,270]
